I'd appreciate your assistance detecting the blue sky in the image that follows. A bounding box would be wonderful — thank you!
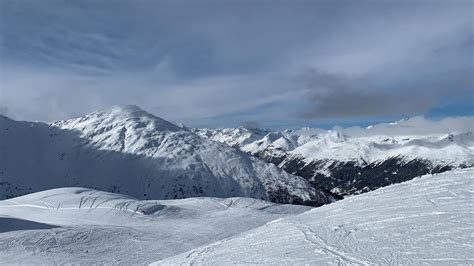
[0,0,472,128]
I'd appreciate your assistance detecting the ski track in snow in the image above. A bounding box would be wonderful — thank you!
[0,188,311,264]
[157,168,474,265]
[0,169,472,265]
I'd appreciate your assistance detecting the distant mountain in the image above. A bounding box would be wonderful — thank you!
[0,105,331,206]
[194,125,474,197]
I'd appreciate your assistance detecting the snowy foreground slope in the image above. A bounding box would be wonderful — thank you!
[0,105,330,206]
[158,168,474,265]
[0,188,311,264]
[194,122,474,196]
[0,169,471,264]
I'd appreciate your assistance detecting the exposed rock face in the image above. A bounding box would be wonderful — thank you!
[278,155,458,197]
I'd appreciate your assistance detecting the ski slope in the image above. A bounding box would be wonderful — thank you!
[158,168,474,265]
[1,169,472,264]
[0,188,311,264]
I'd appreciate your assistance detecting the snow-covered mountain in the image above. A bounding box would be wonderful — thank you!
[0,105,331,206]
[158,168,474,265]
[194,122,474,197]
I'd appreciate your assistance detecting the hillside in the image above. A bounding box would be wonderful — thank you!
[158,168,474,264]
[0,105,330,206]
[0,188,311,264]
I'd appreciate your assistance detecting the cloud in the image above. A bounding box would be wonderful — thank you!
[0,106,9,117]
[0,0,472,127]
[338,116,474,137]
[241,121,260,129]
[0,66,296,124]
[297,69,437,119]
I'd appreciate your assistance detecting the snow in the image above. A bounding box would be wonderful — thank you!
[0,105,330,205]
[1,105,472,264]
[197,127,474,166]
[193,126,270,148]
[0,188,311,264]
[1,167,472,264]
[291,133,474,165]
[158,168,474,265]
[0,218,58,233]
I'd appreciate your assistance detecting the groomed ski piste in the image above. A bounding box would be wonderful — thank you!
[158,168,474,265]
[1,168,473,265]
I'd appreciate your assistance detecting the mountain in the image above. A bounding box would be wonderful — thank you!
[194,125,474,197]
[158,168,474,264]
[0,188,311,264]
[0,105,331,206]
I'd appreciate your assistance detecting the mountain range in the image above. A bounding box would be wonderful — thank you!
[194,122,473,197]
[2,105,472,203]
[1,105,472,264]
[0,105,330,206]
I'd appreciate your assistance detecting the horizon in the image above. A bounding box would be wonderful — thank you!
[1,0,473,129]
[3,103,474,134]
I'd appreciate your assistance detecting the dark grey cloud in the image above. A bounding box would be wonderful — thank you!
[0,0,472,126]
[298,69,437,118]
[241,121,260,130]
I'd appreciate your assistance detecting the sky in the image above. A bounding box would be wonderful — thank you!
[0,0,473,129]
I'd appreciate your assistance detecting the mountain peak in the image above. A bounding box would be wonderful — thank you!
[107,104,144,113]
[84,104,183,132]
[3,106,330,206]
[52,104,185,144]
[94,104,153,119]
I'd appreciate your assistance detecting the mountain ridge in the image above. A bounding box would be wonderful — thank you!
[194,123,473,197]
[0,106,331,206]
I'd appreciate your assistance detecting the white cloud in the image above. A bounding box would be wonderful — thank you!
[1,0,472,127]
[338,116,474,137]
